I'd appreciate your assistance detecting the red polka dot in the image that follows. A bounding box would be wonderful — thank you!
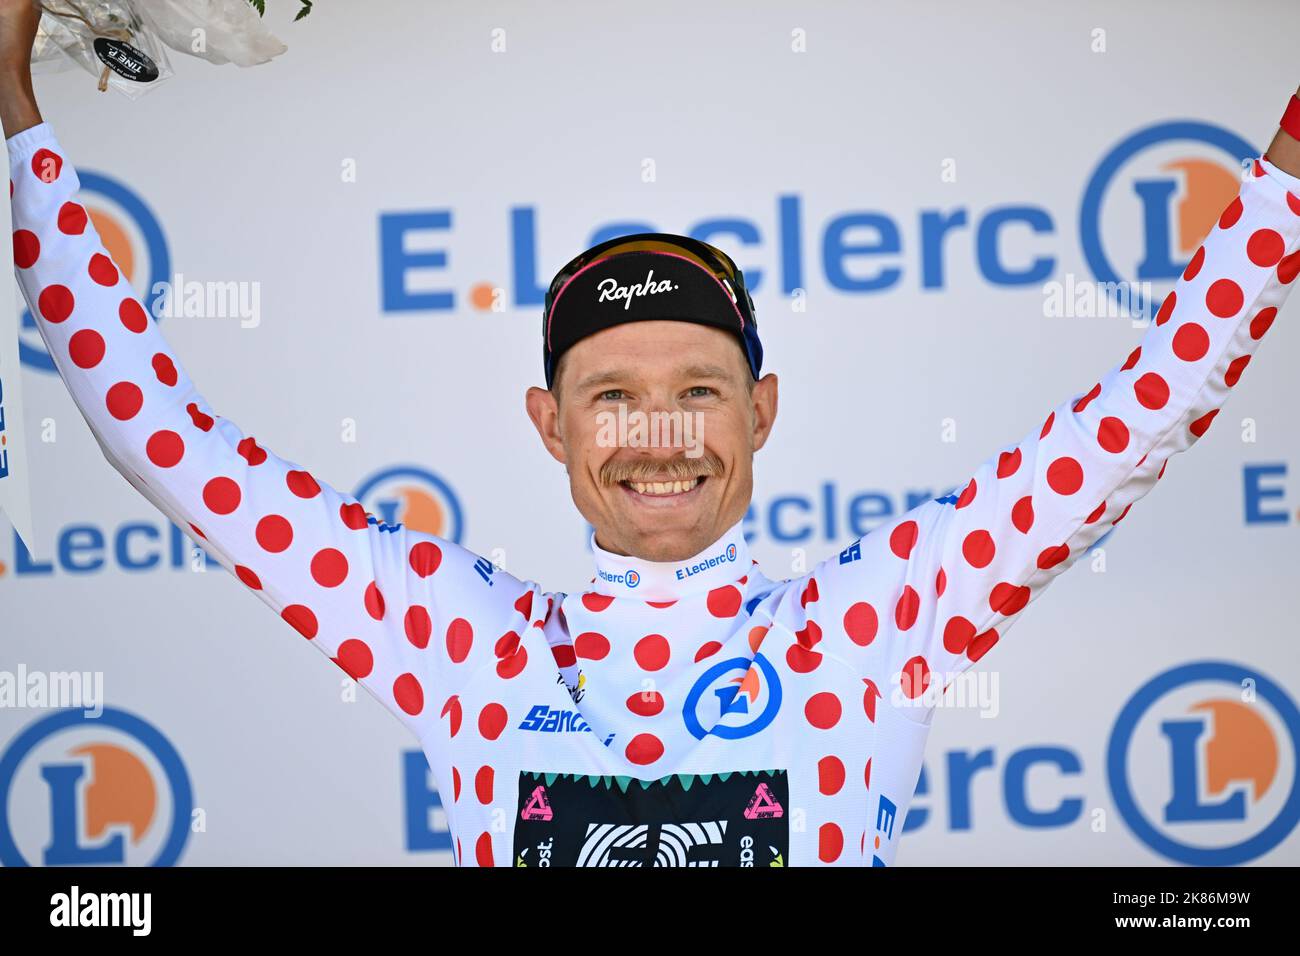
[1046,457,1084,495]
[936,566,947,597]
[68,329,104,369]
[1225,355,1250,387]
[119,297,147,332]
[234,437,265,466]
[900,656,931,699]
[479,703,508,740]
[444,616,471,659]
[255,514,293,552]
[409,541,442,577]
[843,602,878,646]
[1072,384,1101,414]
[968,628,1000,662]
[150,353,177,387]
[31,149,63,182]
[706,585,742,617]
[1121,346,1142,371]
[186,403,213,431]
[1134,372,1170,409]
[1218,196,1243,229]
[402,605,433,648]
[895,586,920,631]
[582,592,614,612]
[334,639,373,680]
[818,756,845,795]
[475,832,493,867]
[235,565,261,590]
[104,382,143,421]
[88,253,119,286]
[696,640,723,661]
[1037,543,1070,569]
[1205,279,1243,318]
[962,530,996,569]
[146,430,184,468]
[281,604,318,639]
[576,631,610,660]
[627,691,664,717]
[1173,323,1210,361]
[634,633,670,671]
[202,477,241,515]
[626,734,664,765]
[551,643,577,668]
[1154,292,1176,327]
[990,582,1031,616]
[997,447,1022,478]
[647,599,676,609]
[889,520,919,559]
[1279,249,1300,284]
[364,581,385,620]
[818,823,844,863]
[1012,495,1034,533]
[57,201,87,235]
[1189,409,1218,438]
[442,697,462,738]
[956,478,977,508]
[805,692,842,729]
[496,648,527,680]
[1097,416,1129,454]
[1040,412,1055,438]
[310,549,348,587]
[462,766,491,809]
[1248,228,1285,267]
[943,616,975,654]
[12,229,38,268]
[38,284,74,323]
[286,470,320,498]
[1250,307,1277,339]
[390,671,421,717]
[1086,500,1107,524]
[329,503,365,532]
[1182,246,1205,281]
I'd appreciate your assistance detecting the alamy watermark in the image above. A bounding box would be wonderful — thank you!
[595,404,705,458]
[1042,274,1155,326]
[150,273,261,328]
[0,665,103,717]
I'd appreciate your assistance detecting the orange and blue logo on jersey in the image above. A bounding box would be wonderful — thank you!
[1080,121,1256,321]
[0,707,193,866]
[21,171,170,373]
[1107,661,1300,865]
[352,465,464,544]
[682,652,782,741]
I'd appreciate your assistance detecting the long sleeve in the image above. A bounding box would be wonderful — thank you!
[8,123,531,735]
[817,152,1300,722]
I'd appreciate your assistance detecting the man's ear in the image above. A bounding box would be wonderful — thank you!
[526,386,567,464]
[750,373,779,451]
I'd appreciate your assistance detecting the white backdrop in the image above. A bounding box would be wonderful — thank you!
[2,0,1298,866]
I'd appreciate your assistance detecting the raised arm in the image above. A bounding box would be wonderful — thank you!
[1,2,531,734]
[821,89,1300,720]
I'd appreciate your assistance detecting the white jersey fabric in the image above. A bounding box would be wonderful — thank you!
[10,123,1300,866]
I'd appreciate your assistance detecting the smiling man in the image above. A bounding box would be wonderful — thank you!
[5,1,1300,866]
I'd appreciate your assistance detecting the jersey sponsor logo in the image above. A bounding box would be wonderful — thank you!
[596,567,639,588]
[352,465,465,545]
[674,542,738,581]
[682,652,782,741]
[870,794,899,867]
[22,172,171,374]
[595,269,678,311]
[0,707,193,866]
[838,539,862,564]
[512,770,788,867]
[1107,661,1300,866]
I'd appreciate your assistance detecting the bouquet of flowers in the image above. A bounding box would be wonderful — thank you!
[30,0,307,97]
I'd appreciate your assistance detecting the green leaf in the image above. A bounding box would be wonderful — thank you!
[248,0,265,15]
[296,0,313,19]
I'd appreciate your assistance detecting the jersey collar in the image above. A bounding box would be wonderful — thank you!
[589,521,750,601]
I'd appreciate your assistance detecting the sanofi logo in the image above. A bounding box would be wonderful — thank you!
[377,120,1254,316]
[22,171,170,373]
[0,707,193,866]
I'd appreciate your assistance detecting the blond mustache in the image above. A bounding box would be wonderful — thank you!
[600,452,725,486]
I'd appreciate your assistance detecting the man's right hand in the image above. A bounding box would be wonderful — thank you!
[0,0,43,138]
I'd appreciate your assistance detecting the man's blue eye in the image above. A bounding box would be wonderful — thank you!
[600,390,624,401]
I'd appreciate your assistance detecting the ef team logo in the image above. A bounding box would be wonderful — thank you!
[683,653,783,741]
[1081,121,1256,320]
[20,170,170,373]
[0,707,193,866]
[353,465,465,543]
[1107,661,1300,865]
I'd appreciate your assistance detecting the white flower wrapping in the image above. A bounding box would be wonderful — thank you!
[31,0,287,97]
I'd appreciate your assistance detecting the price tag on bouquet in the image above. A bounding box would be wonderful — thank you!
[0,138,36,550]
